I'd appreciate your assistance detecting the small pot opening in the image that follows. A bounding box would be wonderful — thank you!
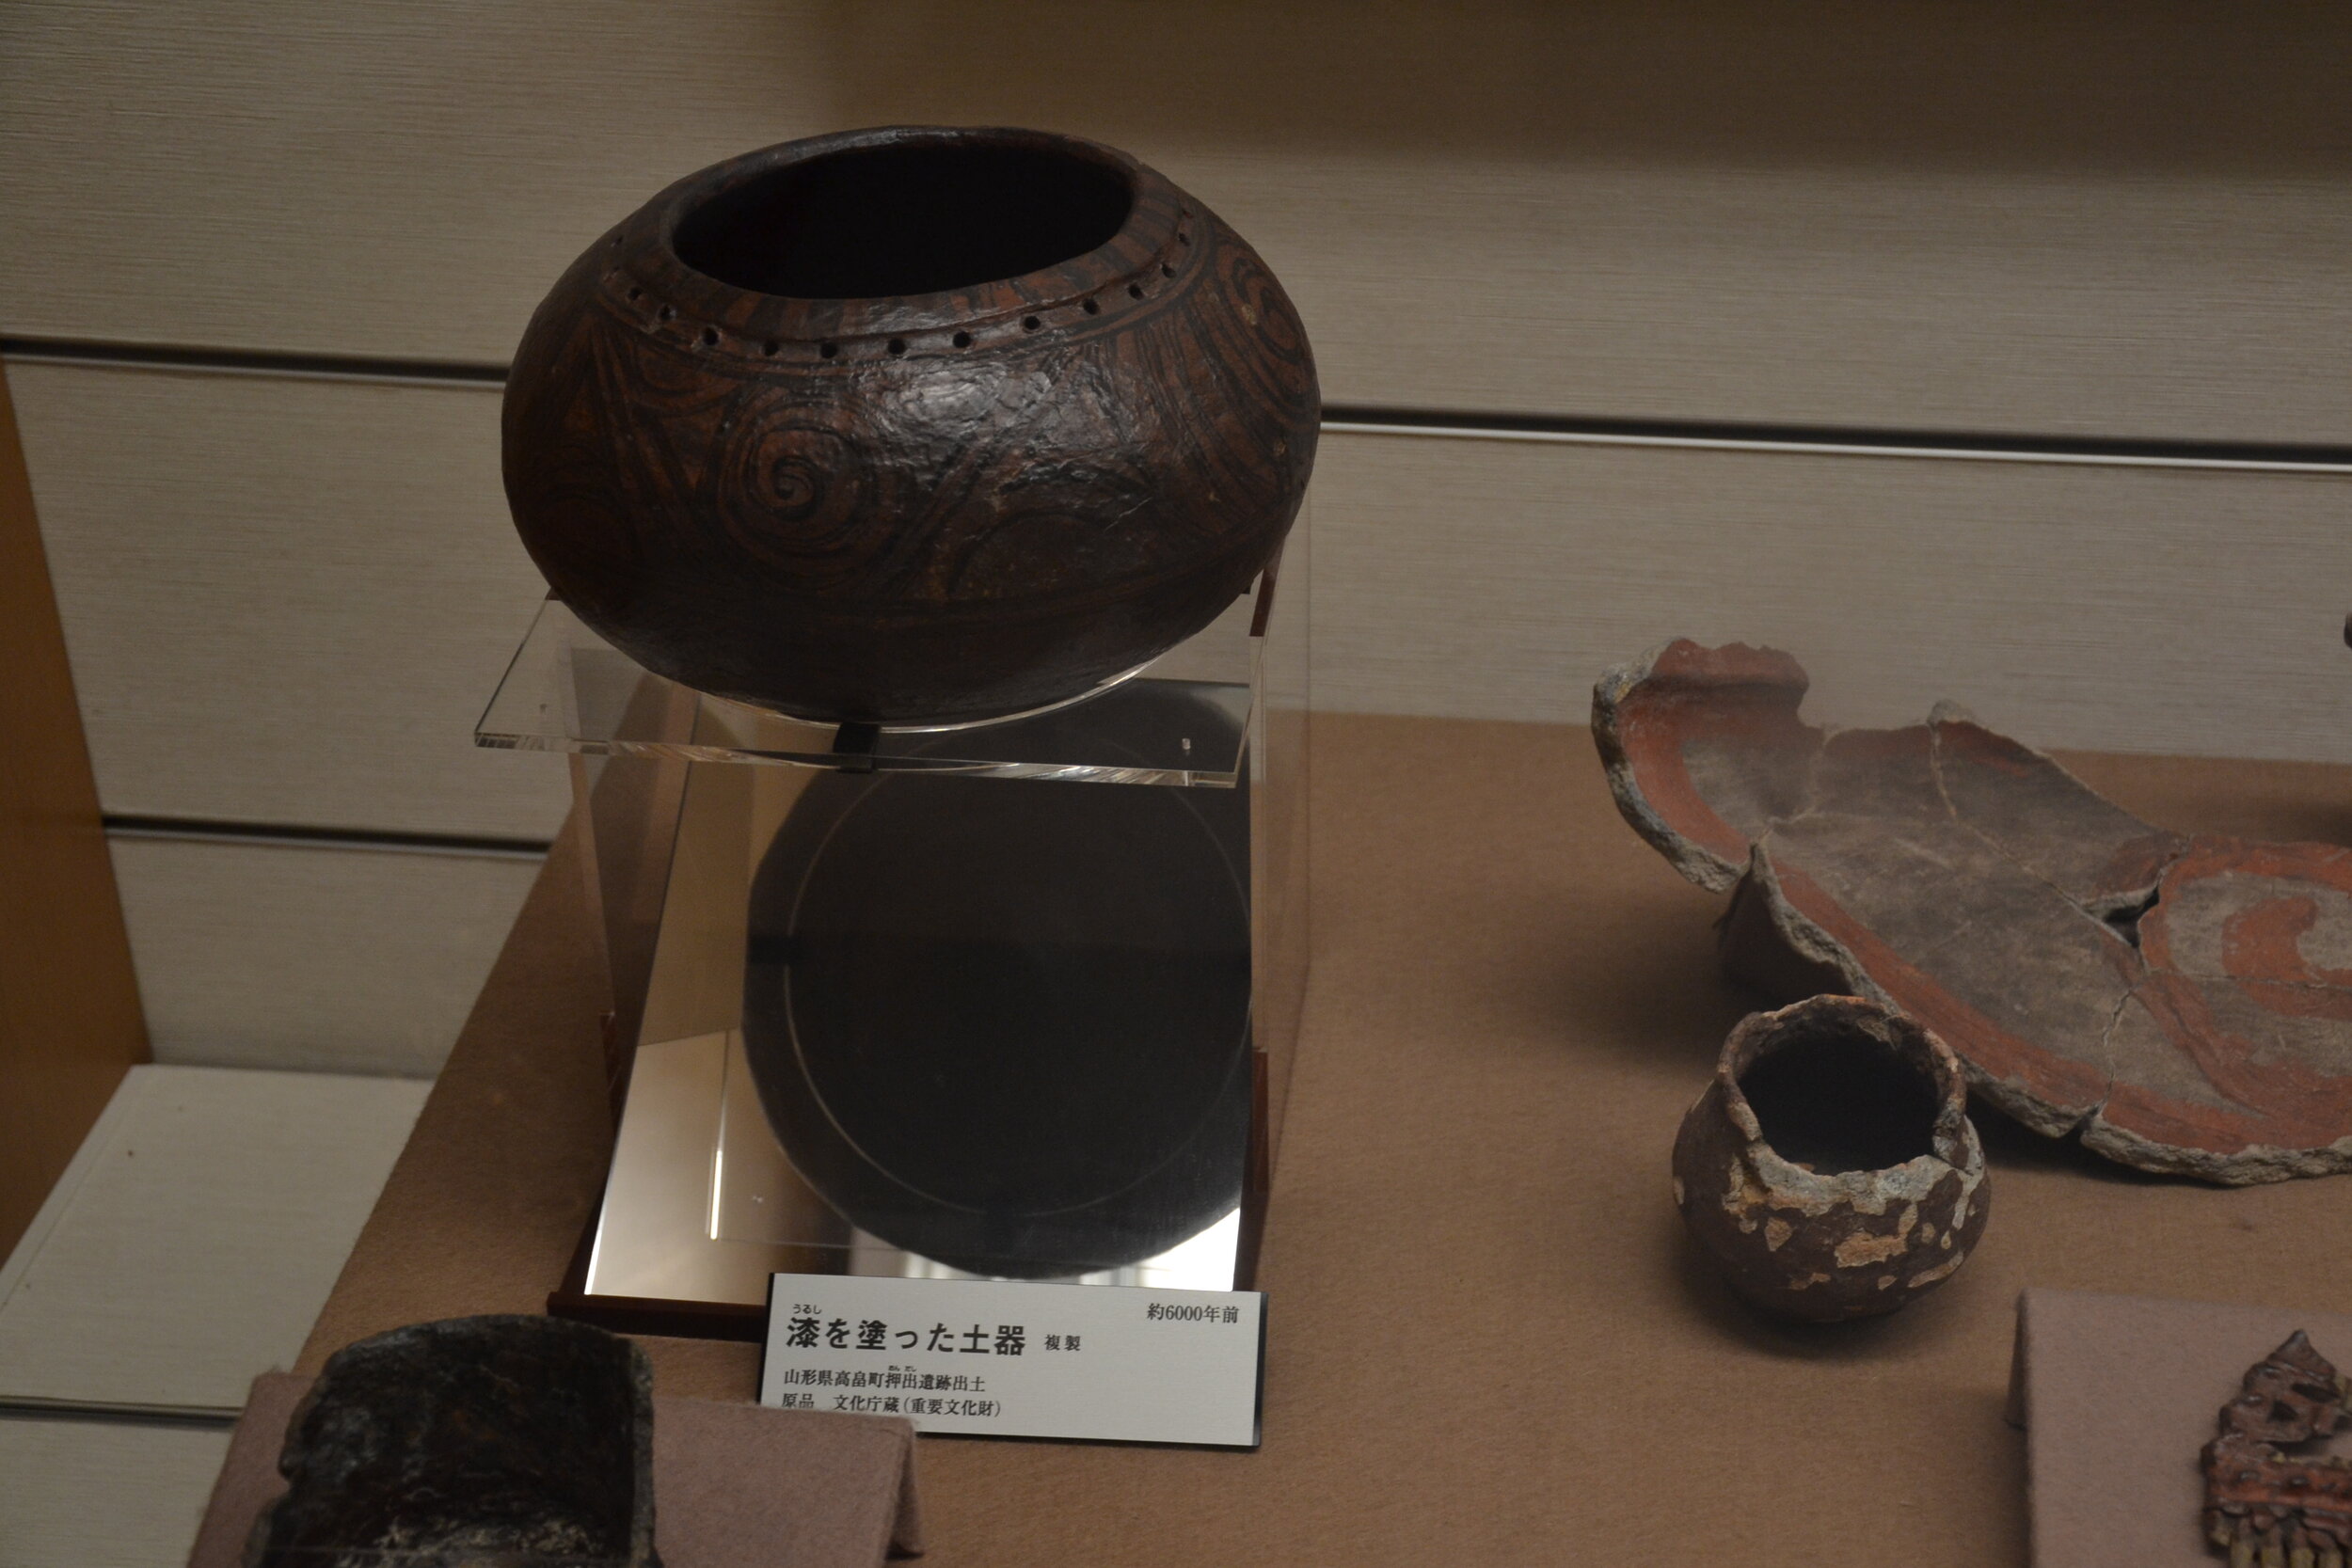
[1738,1029,1940,1175]
[675,140,1135,300]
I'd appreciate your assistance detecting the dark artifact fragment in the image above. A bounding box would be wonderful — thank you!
[2202,1331,2352,1568]
[1672,994,1988,1322]
[741,682,1251,1279]
[1595,640,2352,1184]
[503,125,1319,726]
[251,1314,657,1567]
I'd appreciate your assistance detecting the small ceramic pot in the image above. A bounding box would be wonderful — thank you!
[1672,995,1989,1323]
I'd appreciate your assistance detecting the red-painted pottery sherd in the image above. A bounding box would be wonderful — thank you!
[502,125,1319,725]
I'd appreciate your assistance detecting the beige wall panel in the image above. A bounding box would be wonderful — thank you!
[5,3,2349,441]
[0,1065,426,1413]
[9,361,567,838]
[0,0,837,365]
[828,3,2352,445]
[1309,432,2352,764]
[107,837,541,1077]
[0,1416,229,1567]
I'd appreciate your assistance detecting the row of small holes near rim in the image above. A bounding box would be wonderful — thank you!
[1005,228,1185,339]
[612,226,1190,359]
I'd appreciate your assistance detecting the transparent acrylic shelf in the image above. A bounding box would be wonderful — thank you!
[477,594,1263,786]
[494,508,1311,1327]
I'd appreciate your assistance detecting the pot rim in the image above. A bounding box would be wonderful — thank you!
[1716,994,1977,1174]
[600,125,1199,349]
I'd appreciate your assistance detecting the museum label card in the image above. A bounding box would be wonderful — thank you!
[758,1274,1264,1448]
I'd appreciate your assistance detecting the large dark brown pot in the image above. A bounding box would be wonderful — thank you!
[502,125,1319,724]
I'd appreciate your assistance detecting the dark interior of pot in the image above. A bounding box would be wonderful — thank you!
[1738,1026,1940,1175]
[675,140,1135,299]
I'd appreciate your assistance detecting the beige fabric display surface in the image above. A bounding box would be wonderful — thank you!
[186,1371,922,1568]
[286,717,2352,1566]
[2011,1288,2352,1568]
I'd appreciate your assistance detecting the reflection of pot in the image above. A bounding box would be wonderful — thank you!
[740,684,1252,1278]
[503,125,1318,725]
[1672,995,1989,1323]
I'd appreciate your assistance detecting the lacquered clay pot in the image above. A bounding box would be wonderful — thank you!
[502,125,1319,725]
[1672,995,1990,1323]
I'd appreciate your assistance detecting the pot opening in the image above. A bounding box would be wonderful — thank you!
[1738,1026,1939,1175]
[675,140,1135,300]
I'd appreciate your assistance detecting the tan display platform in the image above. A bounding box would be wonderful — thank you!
[296,715,2352,1566]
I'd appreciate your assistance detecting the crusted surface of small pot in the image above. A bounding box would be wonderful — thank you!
[1672,995,1990,1323]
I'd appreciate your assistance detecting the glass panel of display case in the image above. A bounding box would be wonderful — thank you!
[487,505,1312,1317]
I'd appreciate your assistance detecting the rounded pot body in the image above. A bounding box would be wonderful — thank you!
[1672,995,1990,1323]
[502,125,1320,724]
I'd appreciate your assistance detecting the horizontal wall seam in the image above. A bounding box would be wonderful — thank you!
[1319,419,2352,474]
[0,1394,241,1427]
[8,337,2350,474]
[103,815,552,861]
[1,338,507,388]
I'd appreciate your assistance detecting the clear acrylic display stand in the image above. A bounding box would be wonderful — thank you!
[477,508,1310,1339]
